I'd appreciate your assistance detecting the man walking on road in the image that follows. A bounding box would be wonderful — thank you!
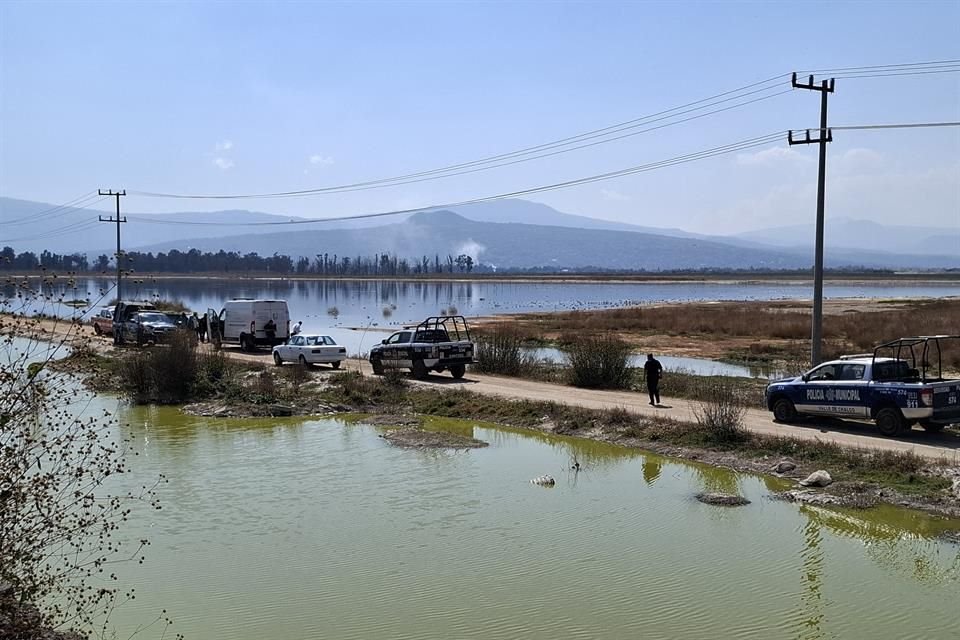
[644,353,663,406]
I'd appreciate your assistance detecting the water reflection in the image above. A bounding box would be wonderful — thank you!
[91,404,960,640]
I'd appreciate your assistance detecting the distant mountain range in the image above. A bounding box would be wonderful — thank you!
[736,218,960,255]
[1,196,957,271]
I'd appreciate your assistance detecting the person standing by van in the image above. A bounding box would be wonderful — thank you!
[264,318,277,343]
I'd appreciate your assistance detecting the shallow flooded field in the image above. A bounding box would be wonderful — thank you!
[87,400,960,640]
[13,276,960,356]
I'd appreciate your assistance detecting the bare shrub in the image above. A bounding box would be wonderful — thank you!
[565,334,632,389]
[474,327,531,376]
[1,279,168,636]
[693,377,748,442]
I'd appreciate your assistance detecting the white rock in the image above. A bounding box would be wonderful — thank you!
[798,470,833,487]
[952,478,960,499]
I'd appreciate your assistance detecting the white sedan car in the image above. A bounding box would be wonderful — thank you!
[273,334,346,368]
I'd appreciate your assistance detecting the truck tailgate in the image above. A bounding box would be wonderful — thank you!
[932,381,960,419]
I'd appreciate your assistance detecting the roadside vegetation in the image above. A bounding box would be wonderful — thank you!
[319,372,951,499]
[473,326,768,401]
[489,298,960,369]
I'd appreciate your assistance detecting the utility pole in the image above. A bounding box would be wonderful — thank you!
[98,189,127,302]
[788,73,834,366]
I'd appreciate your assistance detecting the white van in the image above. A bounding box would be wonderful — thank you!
[217,299,290,351]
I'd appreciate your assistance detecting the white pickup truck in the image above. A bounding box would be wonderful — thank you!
[765,336,960,437]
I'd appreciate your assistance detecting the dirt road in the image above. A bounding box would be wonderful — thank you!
[15,316,960,463]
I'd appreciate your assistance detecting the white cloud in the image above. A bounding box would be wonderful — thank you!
[212,157,234,170]
[736,146,812,167]
[600,188,630,201]
[309,154,334,166]
[215,140,234,152]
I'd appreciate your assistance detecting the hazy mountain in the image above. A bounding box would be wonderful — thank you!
[735,217,960,255]
[0,197,306,255]
[133,210,957,271]
[446,199,704,238]
[4,196,956,270]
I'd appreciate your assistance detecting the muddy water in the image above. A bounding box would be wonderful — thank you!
[79,401,960,640]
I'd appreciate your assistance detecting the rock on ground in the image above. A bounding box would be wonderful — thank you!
[776,489,843,506]
[799,470,833,487]
[696,492,751,506]
[772,460,797,474]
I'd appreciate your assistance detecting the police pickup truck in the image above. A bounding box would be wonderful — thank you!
[369,315,475,380]
[765,336,960,437]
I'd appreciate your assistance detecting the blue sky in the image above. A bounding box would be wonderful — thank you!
[1,0,958,234]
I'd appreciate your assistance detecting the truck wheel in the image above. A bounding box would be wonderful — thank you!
[273,352,283,367]
[412,359,428,380]
[772,398,796,422]
[450,364,466,379]
[875,407,906,437]
[372,361,384,376]
[920,421,945,433]
[331,361,341,370]
[242,335,256,352]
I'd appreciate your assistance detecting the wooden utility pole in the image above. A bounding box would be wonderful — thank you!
[97,189,127,301]
[788,73,835,366]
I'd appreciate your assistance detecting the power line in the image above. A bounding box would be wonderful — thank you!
[800,59,960,73]
[126,132,785,228]
[832,68,960,80]
[132,74,794,200]
[831,121,960,130]
[170,89,792,202]
[3,192,101,226]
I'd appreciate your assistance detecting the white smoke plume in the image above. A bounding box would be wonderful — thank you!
[455,239,486,263]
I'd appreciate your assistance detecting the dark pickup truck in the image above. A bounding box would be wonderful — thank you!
[369,315,475,379]
[765,335,960,436]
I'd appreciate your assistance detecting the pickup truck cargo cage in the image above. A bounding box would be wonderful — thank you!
[873,335,959,383]
[404,316,472,342]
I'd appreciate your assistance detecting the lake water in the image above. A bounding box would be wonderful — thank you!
[70,398,960,640]
[8,276,960,357]
[526,347,783,378]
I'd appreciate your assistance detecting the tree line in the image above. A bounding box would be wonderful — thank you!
[1,245,479,275]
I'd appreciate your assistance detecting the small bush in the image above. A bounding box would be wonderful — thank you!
[692,377,748,442]
[474,327,531,376]
[565,334,632,389]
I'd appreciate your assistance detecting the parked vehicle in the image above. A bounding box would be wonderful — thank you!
[90,306,115,336]
[116,312,179,347]
[273,334,346,368]
[369,315,475,379]
[112,301,158,345]
[765,335,960,436]
[218,299,290,351]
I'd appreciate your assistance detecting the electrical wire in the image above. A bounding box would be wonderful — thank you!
[3,192,100,226]
[155,89,792,202]
[1,219,102,245]
[126,131,785,228]
[830,121,960,131]
[799,59,960,73]
[131,74,793,200]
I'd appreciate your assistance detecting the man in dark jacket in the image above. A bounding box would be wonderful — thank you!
[643,354,663,406]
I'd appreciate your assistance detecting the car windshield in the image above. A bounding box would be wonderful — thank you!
[137,313,170,323]
[304,336,336,346]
